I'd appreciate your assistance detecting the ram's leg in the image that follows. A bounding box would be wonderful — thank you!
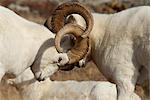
[137,38,150,99]
[137,67,150,99]
[142,69,150,99]
[0,63,5,82]
[142,81,150,100]
[141,68,150,99]
[114,65,140,100]
[103,42,141,100]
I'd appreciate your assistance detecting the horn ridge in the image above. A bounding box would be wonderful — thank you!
[50,1,93,38]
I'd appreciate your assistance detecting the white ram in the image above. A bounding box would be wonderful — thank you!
[49,3,150,100]
[0,2,93,82]
[7,67,117,100]
[0,5,61,82]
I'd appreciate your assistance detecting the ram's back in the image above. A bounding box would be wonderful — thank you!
[104,6,150,46]
[0,6,51,73]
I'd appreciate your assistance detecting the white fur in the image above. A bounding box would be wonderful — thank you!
[0,6,71,82]
[7,68,117,100]
[60,6,150,100]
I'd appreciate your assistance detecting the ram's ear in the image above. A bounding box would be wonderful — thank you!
[65,15,77,24]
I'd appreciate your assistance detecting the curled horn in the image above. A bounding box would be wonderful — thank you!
[45,1,93,38]
[55,23,90,64]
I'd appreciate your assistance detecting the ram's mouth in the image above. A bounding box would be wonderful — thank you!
[35,71,44,81]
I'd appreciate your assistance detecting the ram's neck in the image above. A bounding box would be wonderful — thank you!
[90,14,110,47]
[24,22,55,67]
[72,13,111,64]
[89,13,112,62]
[0,6,55,75]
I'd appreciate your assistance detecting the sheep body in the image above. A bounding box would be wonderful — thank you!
[66,6,150,100]
[0,6,71,81]
[8,68,118,100]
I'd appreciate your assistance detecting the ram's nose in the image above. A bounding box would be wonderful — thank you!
[36,77,45,82]
[35,71,45,82]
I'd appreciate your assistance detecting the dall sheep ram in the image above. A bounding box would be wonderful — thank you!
[0,5,60,82]
[7,67,117,100]
[0,2,93,82]
[47,2,150,100]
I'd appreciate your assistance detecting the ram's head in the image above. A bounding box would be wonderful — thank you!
[45,1,93,69]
